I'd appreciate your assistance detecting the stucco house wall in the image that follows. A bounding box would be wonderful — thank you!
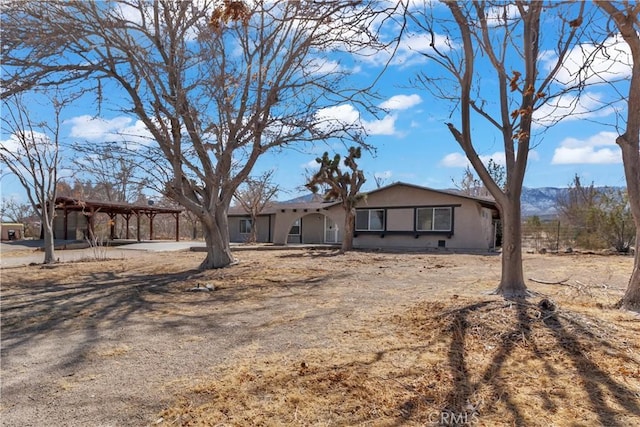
[228,215,273,243]
[227,202,342,245]
[1,223,25,241]
[325,183,498,251]
[226,183,498,251]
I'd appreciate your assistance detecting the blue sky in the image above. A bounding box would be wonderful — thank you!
[1,2,632,204]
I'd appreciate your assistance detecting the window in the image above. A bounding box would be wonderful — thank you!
[289,219,300,235]
[416,207,452,232]
[356,209,385,231]
[239,218,252,234]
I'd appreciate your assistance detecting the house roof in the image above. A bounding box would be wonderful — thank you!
[228,197,340,216]
[228,181,498,217]
[361,182,498,210]
[53,196,183,215]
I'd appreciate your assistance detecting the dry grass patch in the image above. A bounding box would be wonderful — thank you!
[158,295,640,426]
[3,249,639,427]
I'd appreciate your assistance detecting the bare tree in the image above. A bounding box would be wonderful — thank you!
[306,146,366,253]
[452,166,483,197]
[372,171,390,189]
[0,198,39,237]
[72,147,148,203]
[0,198,33,223]
[0,94,63,263]
[593,0,640,310]
[2,1,386,269]
[452,159,505,198]
[408,2,587,297]
[234,170,279,243]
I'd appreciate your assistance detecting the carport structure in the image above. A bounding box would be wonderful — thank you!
[54,196,183,242]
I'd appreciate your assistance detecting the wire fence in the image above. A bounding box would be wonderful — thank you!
[521,219,635,253]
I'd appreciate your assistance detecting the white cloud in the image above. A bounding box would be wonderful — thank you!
[542,34,632,87]
[551,131,621,164]
[66,115,153,147]
[528,150,540,161]
[440,152,469,168]
[0,134,24,154]
[485,4,520,26]
[315,104,398,136]
[440,151,506,168]
[301,159,320,169]
[390,32,457,68]
[365,114,397,135]
[356,28,456,68]
[379,94,422,111]
[1,131,52,155]
[307,58,347,76]
[533,92,619,127]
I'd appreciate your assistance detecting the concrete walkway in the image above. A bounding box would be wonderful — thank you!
[0,240,205,269]
[0,240,338,269]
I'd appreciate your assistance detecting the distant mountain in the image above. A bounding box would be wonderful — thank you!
[280,193,326,204]
[521,187,566,218]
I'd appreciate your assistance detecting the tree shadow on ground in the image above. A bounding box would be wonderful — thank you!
[276,249,344,259]
[0,264,339,373]
[399,299,640,426]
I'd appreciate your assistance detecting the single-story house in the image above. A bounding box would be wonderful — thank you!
[228,182,500,251]
[1,222,25,241]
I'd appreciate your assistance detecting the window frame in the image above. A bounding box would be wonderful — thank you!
[355,209,385,231]
[239,218,252,234]
[415,207,453,232]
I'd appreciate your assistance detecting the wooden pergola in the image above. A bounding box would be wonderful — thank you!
[54,196,183,242]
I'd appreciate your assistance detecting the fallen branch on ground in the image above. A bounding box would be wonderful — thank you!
[529,277,570,285]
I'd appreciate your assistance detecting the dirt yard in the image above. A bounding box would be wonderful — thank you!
[1,248,639,426]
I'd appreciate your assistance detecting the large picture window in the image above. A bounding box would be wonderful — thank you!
[416,207,452,232]
[356,209,385,231]
[239,218,252,234]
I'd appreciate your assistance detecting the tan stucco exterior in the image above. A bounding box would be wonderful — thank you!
[328,183,498,251]
[228,203,342,245]
[322,183,497,251]
[1,223,24,241]
[227,183,499,251]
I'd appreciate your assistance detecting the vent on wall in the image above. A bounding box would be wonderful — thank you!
[438,240,446,248]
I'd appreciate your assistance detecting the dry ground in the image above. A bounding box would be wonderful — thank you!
[1,248,639,426]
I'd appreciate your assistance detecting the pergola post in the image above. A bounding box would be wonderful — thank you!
[174,212,180,242]
[63,205,68,240]
[123,213,132,240]
[50,197,182,244]
[136,213,141,242]
[108,213,117,240]
[146,212,157,240]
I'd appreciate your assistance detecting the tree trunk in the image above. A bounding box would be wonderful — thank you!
[594,1,640,310]
[199,208,235,269]
[622,231,640,311]
[249,212,258,243]
[341,209,355,253]
[495,196,527,298]
[42,222,56,264]
[620,142,640,310]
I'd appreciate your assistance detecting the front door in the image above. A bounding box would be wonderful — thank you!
[324,217,339,243]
